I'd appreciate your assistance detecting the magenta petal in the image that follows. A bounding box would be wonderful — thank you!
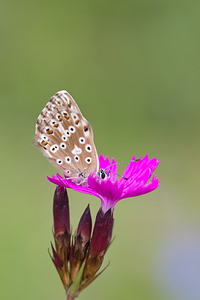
[88,174,123,212]
[48,173,100,198]
[99,154,110,170]
[98,155,117,182]
[47,153,159,213]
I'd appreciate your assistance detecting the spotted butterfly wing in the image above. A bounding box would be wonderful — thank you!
[34,90,99,183]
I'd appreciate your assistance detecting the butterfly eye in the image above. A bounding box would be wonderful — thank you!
[62,135,67,141]
[79,137,85,144]
[74,155,79,162]
[60,142,66,149]
[85,144,92,152]
[57,159,63,165]
[85,157,92,164]
[65,156,71,163]
[50,144,59,153]
[69,126,75,133]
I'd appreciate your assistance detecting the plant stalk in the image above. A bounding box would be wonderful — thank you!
[66,288,78,300]
[66,293,77,300]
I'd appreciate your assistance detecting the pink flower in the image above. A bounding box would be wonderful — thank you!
[48,154,160,213]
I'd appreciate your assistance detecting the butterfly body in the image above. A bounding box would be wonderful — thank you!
[35,90,99,184]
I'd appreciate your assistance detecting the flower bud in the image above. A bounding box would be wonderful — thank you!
[53,186,70,236]
[70,205,92,282]
[82,208,114,282]
[53,186,71,288]
[50,243,69,290]
[76,205,92,245]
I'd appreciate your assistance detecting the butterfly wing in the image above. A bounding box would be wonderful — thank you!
[34,90,99,180]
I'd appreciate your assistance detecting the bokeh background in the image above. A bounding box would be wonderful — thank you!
[1,0,200,299]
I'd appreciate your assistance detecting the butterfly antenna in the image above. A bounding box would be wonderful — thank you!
[104,159,141,170]
[108,170,128,180]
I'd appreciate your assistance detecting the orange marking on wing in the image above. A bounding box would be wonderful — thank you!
[41,141,48,146]
[54,123,59,128]
[75,119,80,125]
[46,129,53,134]
[84,126,89,132]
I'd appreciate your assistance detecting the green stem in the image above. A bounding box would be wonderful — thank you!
[66,260,85,299]
[66,292,77,300]
[66,287,79,300]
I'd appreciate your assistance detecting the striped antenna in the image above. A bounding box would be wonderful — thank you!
[104,159,141,170]
[99,158,141,180]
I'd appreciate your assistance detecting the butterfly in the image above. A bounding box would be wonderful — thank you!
[34,90,99,184]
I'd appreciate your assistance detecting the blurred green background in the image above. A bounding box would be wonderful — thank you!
[1,0,200,299]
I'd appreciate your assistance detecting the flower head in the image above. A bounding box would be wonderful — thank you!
[48,154,159,213]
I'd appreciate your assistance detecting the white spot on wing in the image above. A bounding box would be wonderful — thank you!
[57,159,63,165]
[50,144,59,153]
[65,156,71,163]
[85,157,92,164]
[62,135,67,141]
[84,129,90,137]
[60,142,66,149]
[72,145,82,155]
[41,134,48,141]
[71,113,78,120]
[66,130,71,137]
[79,137,85,144]
[85,144,92,152]
[69,126,75,133]
[74,155,79,161]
